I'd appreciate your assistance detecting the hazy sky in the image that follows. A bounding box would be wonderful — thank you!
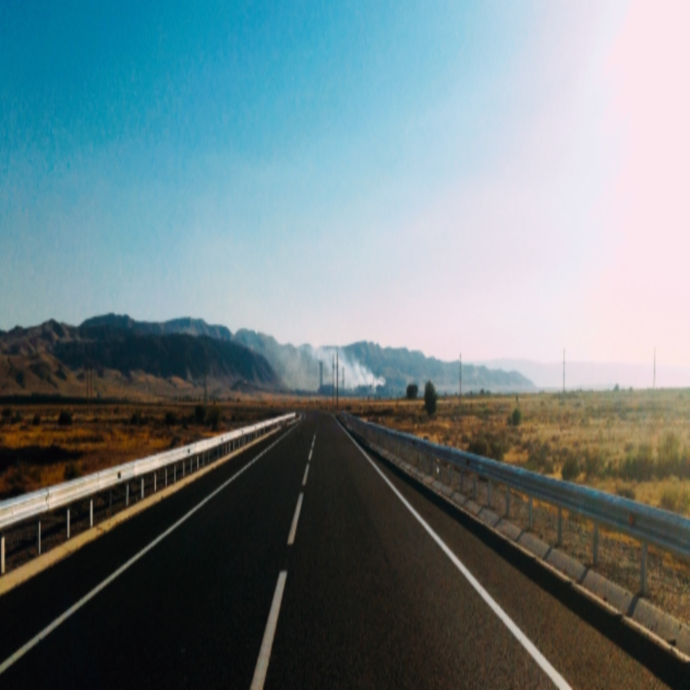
[2,1,689,365]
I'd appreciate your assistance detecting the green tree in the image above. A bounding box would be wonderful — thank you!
[424,381,437,416]
[58,410,73,426]
[406,383,419,400]
[194,404,207,424]
[206,405,222,431]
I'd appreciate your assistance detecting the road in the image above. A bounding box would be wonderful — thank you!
[0,412,686,688]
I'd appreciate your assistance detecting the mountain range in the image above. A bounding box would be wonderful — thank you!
[0,314,534,398]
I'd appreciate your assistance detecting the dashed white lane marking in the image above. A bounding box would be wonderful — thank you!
[287,493,304,546]
[0,424,300,678]
[250,571,288,690]
[308,448,313,462]
[338,421,572,690]
[302,464,310,487]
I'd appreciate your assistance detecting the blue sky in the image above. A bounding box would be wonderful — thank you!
[4,1,688,366]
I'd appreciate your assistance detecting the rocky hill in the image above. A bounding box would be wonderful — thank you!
[0,319,280,398]
[81,314,232,341]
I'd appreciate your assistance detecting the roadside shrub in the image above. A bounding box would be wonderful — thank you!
[468,432,506,462]
[561,455,581,481]
[164,411,178,426]
[58,411,73,426]
[194,404,207,424]
[424,381,437,417]
[583,448,603,479]
[1,407,11,419]
[525,440,554,474]
[508,407,522,426]
[206,406,221,431]
[130,411,143,426]
[32,413,41,426]
[616,484,636,500]
[657,431,681,478]
[621,443,654,481]
[63,461,81,481]
[406,383,419,400]
[660,485,690,515]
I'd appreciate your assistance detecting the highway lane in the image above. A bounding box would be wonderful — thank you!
[0,411,685,688]
[0,418,310,688]
[268,414,680,689]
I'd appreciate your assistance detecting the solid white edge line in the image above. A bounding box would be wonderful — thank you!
[250,570,288,690]
[302,464,310,487]
[337,419,572,690]
[0,422,300,678]
[287,493,304,546]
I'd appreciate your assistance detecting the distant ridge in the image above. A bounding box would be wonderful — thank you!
[0,317,280,397]
[81,314,232,341]
[0,313,537,397]
[232,329,534,394]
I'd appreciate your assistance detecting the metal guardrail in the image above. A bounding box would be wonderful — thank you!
[0,413,296,573]
[341,413,690,595]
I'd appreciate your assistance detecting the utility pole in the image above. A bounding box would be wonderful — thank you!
[203,349,208,407]
[653,347,656,390]
[562,348,565,394]
[84,343,92,413]
[332,355,335,407]
[336,351,339,408]
[319,361,323,392]
[459,352,462,408]
[342,367,345,395]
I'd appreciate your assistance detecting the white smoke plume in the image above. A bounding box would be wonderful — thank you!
[308,346,385,389]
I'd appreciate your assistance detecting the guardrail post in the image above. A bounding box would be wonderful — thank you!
[528,496,533,530]
[126,484,129,507]
[0,534,4,575]
[141,478,144,500]
[592,523,599,566]
[89,499,93,528]
[154,472,157,493]
[460,470,464,493]
[174,465,177,483]
[109,490,112,516]
[165,468,168,487]
[38,520,41,555]
[641,542,648,596]
[487,480,492,508]
[557,507,563,547]
[473,476,477,500]
[67,508,70,539]
[183,461,185,478]
[505,489,510,518]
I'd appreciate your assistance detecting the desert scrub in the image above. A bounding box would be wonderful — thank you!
[616,484,636,500]
[659,485,690,515]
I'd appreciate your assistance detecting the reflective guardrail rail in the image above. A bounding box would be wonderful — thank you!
[0,412,297,574]
[341,412,690,595]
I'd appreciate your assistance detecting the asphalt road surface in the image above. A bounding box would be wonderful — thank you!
[0,412,686,688]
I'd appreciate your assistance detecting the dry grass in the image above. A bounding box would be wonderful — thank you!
[339,388,690,515]
[0,399,288,499]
